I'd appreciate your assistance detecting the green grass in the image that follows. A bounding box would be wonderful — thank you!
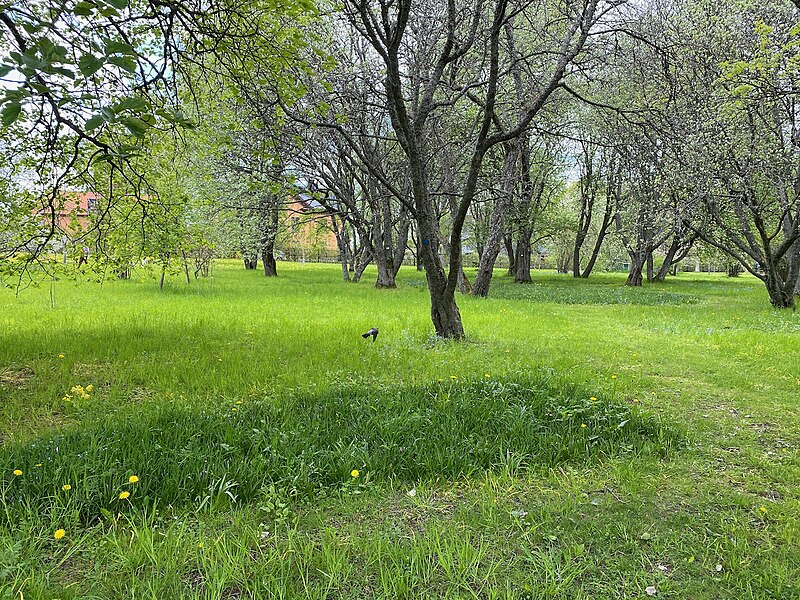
[0,262,798,598]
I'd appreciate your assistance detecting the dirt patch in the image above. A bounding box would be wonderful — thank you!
[0,366,34,387]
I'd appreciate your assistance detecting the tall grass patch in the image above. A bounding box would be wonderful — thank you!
[1,375,681,528]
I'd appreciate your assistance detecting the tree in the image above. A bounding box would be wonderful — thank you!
[339,0,616,337]
[0,0,313,275]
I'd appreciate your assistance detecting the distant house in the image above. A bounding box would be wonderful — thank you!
[39,191,101,237]
[281,194,338,257]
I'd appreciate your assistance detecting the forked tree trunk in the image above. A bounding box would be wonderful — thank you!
[627,253,645,286]
[505,234,515,276]
[352,249,372,283]
[473,142,518,297]
[581,188,615,278]
[243,256,258,270]
[515,237,533,281]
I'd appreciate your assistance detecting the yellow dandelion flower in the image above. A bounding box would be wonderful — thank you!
[580,424,587,429]
[589,397,597,401]
[128,475,139,484]
[54,529,66,540]
[119,491,130,500]
[484,374,491,378]
[62,484,71,491]
[34,463,42,468]
[437,378,443,383]
[633,398,640,404]
[62,395,72,402]
[197,542,204,549]
[236,400,243,405]
[450,375,457,380]
[611,374,617,379]
[57,354,65,359]
[351,469,360,478]
[12,469,22,476]
[231,407,238,412]
[759,506,767,513]
[86,384,94,392]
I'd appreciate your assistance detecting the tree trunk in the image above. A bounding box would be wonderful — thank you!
[726,263,742,277]
[182,250,191,285]
[504,233,515,276]
[627,253,645,286]
[262,248,277,277]
[473,142,518,297]
[419,209,464,338]
[375,248,396,288]
[515,236,533,282]
[352,249,372,283]
[646,251,655,283]
[767,283,795,308]
[243,256,258,270]
[581,186,615,278]
[392,206,411,277]
[261,202,279,277]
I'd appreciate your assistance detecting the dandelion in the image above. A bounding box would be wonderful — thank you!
[437,378,443,383]
[34,464,42,468]
[54,529,66,540]
[86,384,94,392]
[611,374,618,379]
[589,396,597,401]
[231,407,238,412]
[351,469,360,478]
[62,395,72,402]
[581,424,587,429]
[128,475,139,484]
[197,542,204,549]
[633,398,640,404]
[759,506,767,513]
[450,375,457,380]
[62,484,71,491]
[236,400,243,405]
[12,469,22,476]
[119,491,130,500]
[57,354,65,359]
[484,373,491,378]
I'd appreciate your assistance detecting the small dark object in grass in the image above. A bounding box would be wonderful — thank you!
[362,327,379,341]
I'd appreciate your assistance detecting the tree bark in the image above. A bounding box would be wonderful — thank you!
[626,252,645,286]
[504,233,515,276]
[243,256,258,270]
[261,202,279,277]
[473,141,518,297]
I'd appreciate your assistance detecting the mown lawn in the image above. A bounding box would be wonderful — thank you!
[0,262,798,599]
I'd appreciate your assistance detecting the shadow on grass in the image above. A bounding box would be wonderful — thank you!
[1,376,683,525]
[489,283,701,306]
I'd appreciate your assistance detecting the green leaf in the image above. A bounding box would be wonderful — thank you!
[0,65,15,78]
[103,0,129,8]
[113,96,149,113]
[1,101,22,127]
[104,41,136,56]
[100,106,116,122]
[78,54,104,77]
[120,116,150,137]
[73,1,96,16]
[107,56,136,73]
[86,114,105,131]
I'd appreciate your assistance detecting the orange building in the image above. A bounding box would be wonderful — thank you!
[282,195,338,254]
[41,191,101,236]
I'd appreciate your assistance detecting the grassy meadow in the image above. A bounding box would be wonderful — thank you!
[0,261,798,599]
